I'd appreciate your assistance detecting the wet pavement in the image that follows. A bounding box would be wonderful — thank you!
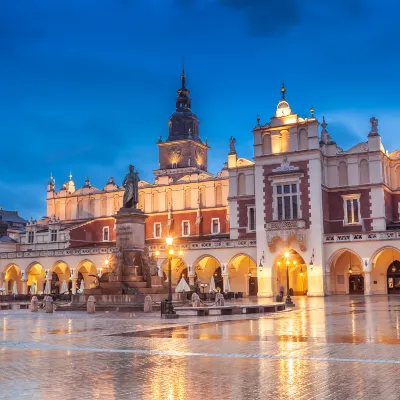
[1,296,400,399]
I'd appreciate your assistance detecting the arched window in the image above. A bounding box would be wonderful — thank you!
[215,185,222,206]
[280,130,290,153]
[338,161,348,186]
[113,196,120,214]
[139,192,145,211]
[298,129,308,151]
[77,200,84,218]
[89,198,95,218]
[359,159,369,185]
[55,202,60,218]
[184,188,191,209]
[237,173,246,196]
[199,186,206,207]
[152,192,159,212]
[101,197,107,216]
[166,190,172,210]
[65,200,71,220]
[263,134,271,155]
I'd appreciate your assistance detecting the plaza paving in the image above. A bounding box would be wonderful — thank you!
[0,296,400,399]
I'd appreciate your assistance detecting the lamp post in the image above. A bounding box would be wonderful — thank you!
[284,251,295,307]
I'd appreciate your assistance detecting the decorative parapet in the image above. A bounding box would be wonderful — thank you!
[324,231,400,243]
[148,239,256,252]
[265,219,307,252]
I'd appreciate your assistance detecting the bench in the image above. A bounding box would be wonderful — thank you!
[174,303,285,316]
[174,306,236,316]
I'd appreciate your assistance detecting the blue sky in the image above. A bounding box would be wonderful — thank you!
[1,0,399,219]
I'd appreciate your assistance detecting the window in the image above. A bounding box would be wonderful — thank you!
[276,183,298,220]
[103,226,110,241]
[280,130,290,152]
[50,230,58,242]
[342,194,361,225]
[154,223,162,238]
[263,134,272,155]
[211,218,220,234]
[28,231,34,244]
[248,207,256,231]
[182,221,190,236]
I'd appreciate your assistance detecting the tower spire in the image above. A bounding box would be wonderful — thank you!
[181,57,186,89]
[281,82,286,100]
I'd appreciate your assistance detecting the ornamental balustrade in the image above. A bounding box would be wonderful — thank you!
[265,219,307,252]
[324,231,400,243]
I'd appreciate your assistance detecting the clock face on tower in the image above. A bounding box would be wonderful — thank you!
[168,145,182,163]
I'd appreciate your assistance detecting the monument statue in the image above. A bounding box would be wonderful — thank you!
[122,165,140,209]
[229,136,236,154]
[369,117,379,136]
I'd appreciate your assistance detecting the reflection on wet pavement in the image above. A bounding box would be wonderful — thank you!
[1,296,400,399]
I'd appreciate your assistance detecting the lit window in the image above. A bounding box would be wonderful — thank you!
[50,230,58,242]
[342,194,361,225]
[182,221,190,236]
[154,223,162,238]
[248,207,256,231]
[28,231,34,244]
[211,218,220,234]
[276,183,298,220]
[103,226,110,241]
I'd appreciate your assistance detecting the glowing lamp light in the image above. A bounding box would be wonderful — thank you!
[179,250,183,256]
[155,250,160,257]
[168,249,174,255]
[293,260,297,265]
[166,237,173,246]
[104,259,109,266]
[348,266,353,274]
[300,271,304,277]
[284,251,290,258]
[277,261,281,266]
[392,265,396,273]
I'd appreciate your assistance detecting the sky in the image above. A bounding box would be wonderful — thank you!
[1,0,400,219]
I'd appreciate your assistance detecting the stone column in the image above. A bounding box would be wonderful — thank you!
[71,279,77,295]
[364,271,372,295]
[345,273,350,294]
[22,280,28,295]
[187,264,195,286]
[324,265,331,296]
[157,264,163,277]
[222,274,230,292]
[0,272,4,294]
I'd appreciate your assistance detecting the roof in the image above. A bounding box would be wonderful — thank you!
[0,236,17,243]
[0,210,27,225]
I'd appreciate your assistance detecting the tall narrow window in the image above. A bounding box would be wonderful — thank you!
[248,207,256,231]
[182,221,190,236]
[215,185,222,206]
[28,231,34,244]
[184,188,191,209]
[211,218,220,234]
[154,223,161,238]
[103,226,110,241]
[343,194,361,224]
[263,134,272,155]
[338,161,348,186]
[101,197,107,216]
[51,230,58,242]
[280,130,290,152]
[276,184,298,220]
[237,173,246,196]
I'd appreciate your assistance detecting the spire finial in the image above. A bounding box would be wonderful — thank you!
[256,114,261,126]
[321,116,328,132]
[310,104,315,118]
[69,171,72,180]
[281,82,286,100]
[180,57,186,89]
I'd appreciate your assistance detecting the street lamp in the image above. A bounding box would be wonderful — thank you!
[284,251,295,307]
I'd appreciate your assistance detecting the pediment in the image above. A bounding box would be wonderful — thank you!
[236,158,254,167]
[338,142,369,155]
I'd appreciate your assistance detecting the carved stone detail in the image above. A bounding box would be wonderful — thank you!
[265,220,307,252]
[272,156,299,173]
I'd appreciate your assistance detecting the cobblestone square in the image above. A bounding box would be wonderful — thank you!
[0,296,400,399]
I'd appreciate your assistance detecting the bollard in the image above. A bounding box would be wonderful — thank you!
[191,292,201,307]
[44,296,54,313]
[30,296,38,312]
[215,293,225,306]
[144,295,153,313]
[87,296,96,314]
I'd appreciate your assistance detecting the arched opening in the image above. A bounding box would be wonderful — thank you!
[27,263,46,294]
[194,255,222,293]
[4,264,22,294]
[329,249,363,295]
[263,134,272,155]
[359,159,369,184]
[162,258,187,286]
[371,247,400,295]
[280,130,290,153]
[273,249,308,296]
[77,260,97,290]
[237,173,245,196]
[387,261,400,294]
[228,254,257,296]
[50,261,71,294]
[338,161,348,186]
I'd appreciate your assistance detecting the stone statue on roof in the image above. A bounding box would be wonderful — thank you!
[122,165,140,209]
[229,136,236,154]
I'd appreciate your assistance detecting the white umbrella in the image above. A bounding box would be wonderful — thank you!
[175,277,191,293]
[78,279,85,293]
[209,276,216,293]
[224,276,231,293]
[44,281,51,294]
[60,280,68,294]
[29,281,36,295]
[12,281,18,295]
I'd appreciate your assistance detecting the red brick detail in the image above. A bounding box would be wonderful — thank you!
[237,197,256,239]
[263,160,310,226]
[385,189,393,222]
[323,188,372,234]
[69,218,115,248]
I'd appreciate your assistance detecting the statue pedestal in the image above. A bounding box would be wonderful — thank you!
[115,208,147,251]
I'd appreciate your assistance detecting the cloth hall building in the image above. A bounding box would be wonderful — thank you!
[2,72,400,298]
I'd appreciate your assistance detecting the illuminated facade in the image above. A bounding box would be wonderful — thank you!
[1,77,400,298]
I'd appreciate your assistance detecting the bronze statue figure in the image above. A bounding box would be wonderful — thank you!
[122,165,140,208]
